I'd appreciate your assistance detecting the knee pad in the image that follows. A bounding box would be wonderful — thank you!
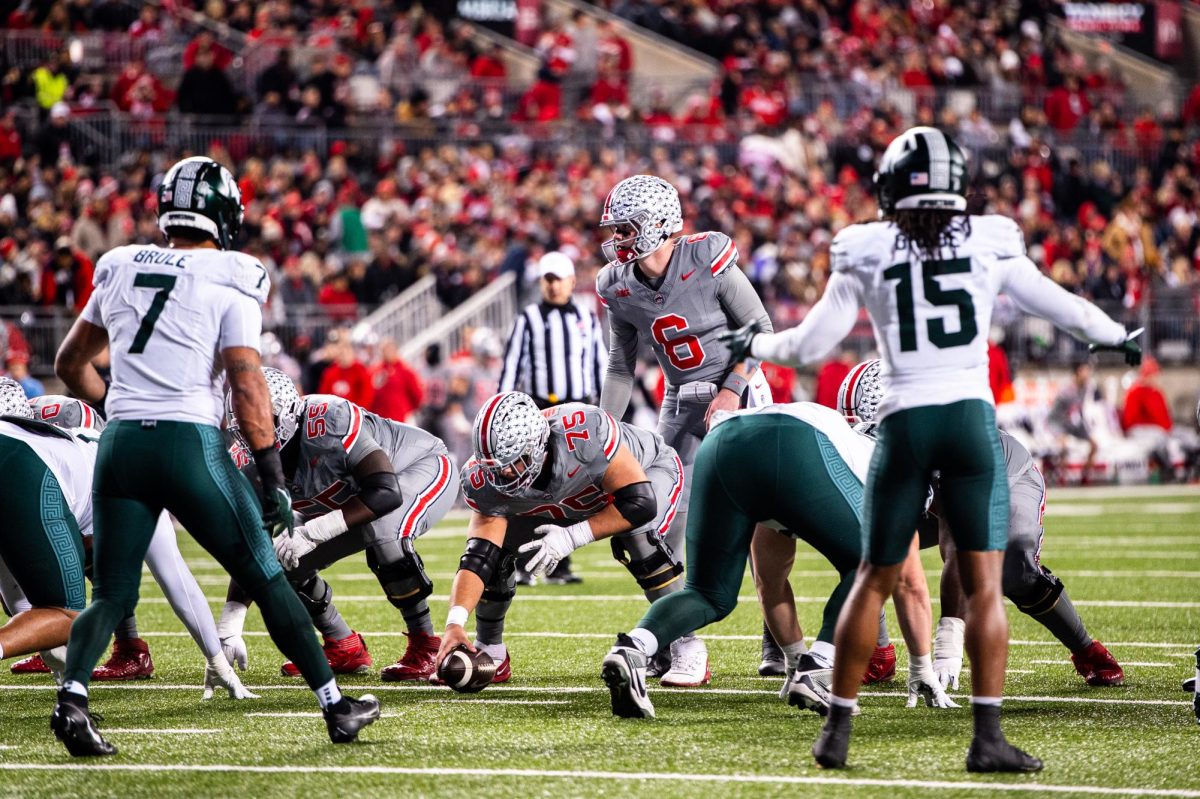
[293,575,333,617]
[611,532,683,592]
[368,538,433,610]
[480,553,516,604]
[1005,554,1064,616]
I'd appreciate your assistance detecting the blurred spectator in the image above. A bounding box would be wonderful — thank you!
[36,102,74,166]
[318,271,359,323]
[31,52,71,111]
[279,255,319,309]
[1121,357,1171,432]
[0,112,22,164]
[319,334,375,409]
[177,46,239,117]
[1049,362,1100,483]
[760,361,797,403]
[371,338,424,423]
[257,49,300,113]
[988,333,1014,405]
[40,238,93,313]
[814,351,855,409]
[7,355,43,398]
[514,67,563,122]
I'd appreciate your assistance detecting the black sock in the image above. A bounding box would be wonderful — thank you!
[971,703,1004,743]
[1029,592,1092,652]
[401,600,434,636]
[57,689,88,710]
[827,703,854,731]
[114,615,138,642]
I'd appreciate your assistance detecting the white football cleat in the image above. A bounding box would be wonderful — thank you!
[660,635,710,687]
[602,635,655,719]
[783,653,835,715]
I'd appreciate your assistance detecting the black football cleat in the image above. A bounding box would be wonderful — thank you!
[1183,677,1196,693]
[966,738,1043,773]
[812,714,851,769]
[645,647,671,679]
[50,701,116,757]
[324,694,381,744]
[602,634,655,719]
[759,626,786,677]
[1193,693,1200,726]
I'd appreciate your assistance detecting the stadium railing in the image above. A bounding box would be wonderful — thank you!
[356,274,442,347]
[392,272,518,365]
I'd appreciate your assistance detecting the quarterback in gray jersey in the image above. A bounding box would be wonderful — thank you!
[222,369,457,682]
[437,392,710,688]
[840,362,1125,691]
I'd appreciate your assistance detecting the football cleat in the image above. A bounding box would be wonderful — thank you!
[759,627,786,677]
[660,635,710,687]
[50,700,116,757]
[1183,677,1196,693]
[812,714,852,769]
[11,654,51,674]
[966,738,1043,773]
[323,694,381,744]
[862,643,896,684]
[602,634,655,719]
[1071,641,1124,687]
[92,637,154,680]
[281,631,372,677]
[380,631,440,682]
[645,647,671,678]
[785,654,843,716]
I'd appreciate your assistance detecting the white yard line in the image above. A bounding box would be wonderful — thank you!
[1049,485,1200,500]
[1046,504,1198,516]
[102,729,222,734]
[1027,661,1174,668]
[0,763,1197,796]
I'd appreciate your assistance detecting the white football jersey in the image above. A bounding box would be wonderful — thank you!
[753,214,1126,419]
[82,244,269,425]
[0,421,98,536]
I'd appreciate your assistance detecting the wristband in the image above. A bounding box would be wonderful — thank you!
[446,605,469,628]
[252,446,286,494]
[721,371,749,397]
[564,520,596,550]
[304,510,348,542]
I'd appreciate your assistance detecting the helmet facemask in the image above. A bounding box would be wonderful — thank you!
[473,392,551,495]
[600,213,667,265]
[598,175,683,265]
[225,367,302,450]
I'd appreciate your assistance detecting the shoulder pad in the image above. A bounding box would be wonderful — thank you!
[301,395,364,453]
[970,215,1026,258]
[680,231,737,278]
[215,252,271,303]
[830,223,888,273]
[460,458,500,513]
[93,245,137,290]
[595,262,625,308]
[546,404,620,464]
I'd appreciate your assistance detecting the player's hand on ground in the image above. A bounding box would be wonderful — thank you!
[273,525,315,570]
[705,387,742,430]
[203,657,260,701]
[933,655,962,691]
[907,674,960,709]
[519,522,590,577]
[435,625,474,668]
[262,486,295,537]
[716,321,761,365]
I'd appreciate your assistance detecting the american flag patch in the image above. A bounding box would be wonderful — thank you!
[909,172,929,186]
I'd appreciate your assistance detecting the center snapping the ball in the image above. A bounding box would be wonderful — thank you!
[437,645,497,693]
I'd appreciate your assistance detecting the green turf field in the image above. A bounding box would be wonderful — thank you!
[2,486,1198,797]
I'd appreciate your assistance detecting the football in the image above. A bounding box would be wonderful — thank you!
[437,645,497,693]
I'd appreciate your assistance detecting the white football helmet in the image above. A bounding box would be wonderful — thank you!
[472,392,550,495]
[226,366,302,448]
[599,175,683,264]
[837,359,883,425]
[29,395,105,432]
[0,377,32,419]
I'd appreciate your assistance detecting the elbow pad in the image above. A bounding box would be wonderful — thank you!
[357,470,403,518]
[459,537,504,585]
[612,481,656,529]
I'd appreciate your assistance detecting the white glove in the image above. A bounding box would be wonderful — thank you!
[203,654,260,700]
[274,525,316,571]
[217,601,249,671]
[907,653,960,709]
[518,521,594,577]
[932,616,966,691]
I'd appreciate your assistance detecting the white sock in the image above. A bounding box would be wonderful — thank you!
[62,680,88,699]
[477,642,507,662]
[314,678,342,709]
[1195,668,1200,696]
[810,640,836,668]
[830,693,858,710]
[42,646,68,673]
[782,640,808,673]
[0,642,4,659]
[970,695,1002,707]
[628,628,658,657]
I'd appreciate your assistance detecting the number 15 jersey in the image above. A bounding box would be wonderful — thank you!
[81,244,269,425]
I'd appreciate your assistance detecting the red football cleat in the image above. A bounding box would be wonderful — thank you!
[1071,641,1125,687]
[92,637,154,680]
[10,654,51,674]
[862,643,897,684]
[281,631,372,677]
[380,631,441,681]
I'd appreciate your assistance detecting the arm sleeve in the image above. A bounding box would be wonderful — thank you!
[716,265,773,372]
[217,291,263,351]
[599,312,638,418]
[998,256,1126,346]
[591,312,608,399]
[751,271,861,367]
[497,312,528,393]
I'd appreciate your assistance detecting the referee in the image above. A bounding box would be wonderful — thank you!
[499,251,607,409]
[498,251,607,585]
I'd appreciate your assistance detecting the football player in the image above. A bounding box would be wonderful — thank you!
[839,360,1125,690]
[219,367,457,682]
[51,156,378,756]
[595,175,785,676]
[2,393,256,698]
[602,400,953,719]
[436,392,705,686]
[721,127,1138,772]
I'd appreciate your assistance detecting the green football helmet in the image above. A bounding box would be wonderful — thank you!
[157,156,244,249]
[874,126,967,215]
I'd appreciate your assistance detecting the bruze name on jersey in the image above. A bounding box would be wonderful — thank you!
[462,404,671,521]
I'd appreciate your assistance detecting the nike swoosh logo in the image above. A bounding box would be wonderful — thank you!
[566,466,581,478]
[680,269,696,280]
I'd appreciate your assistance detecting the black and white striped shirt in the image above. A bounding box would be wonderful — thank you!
[499,300,607,408]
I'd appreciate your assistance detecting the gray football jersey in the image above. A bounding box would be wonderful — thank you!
[597,231,762,388]
[998,428,1036,488]
[231,394,448,519]
[462,403,672,521]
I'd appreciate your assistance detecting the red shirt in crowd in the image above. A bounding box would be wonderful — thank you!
[988,341,1014,404]
[760,362,795,403]
[1121,382,1171,431]
[1044,86,1091,132]
[319,361,375,410]
[814,358,851,410]
[318,283,359,322]
[371,358,424,423]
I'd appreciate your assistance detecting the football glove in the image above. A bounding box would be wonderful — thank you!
[907,674,960,709]
[518,522,594,578]
[716,321,762,365]
[932,616,965,691]
[274,525,316,571]
[202,654,259,700]
[217,601,249,671]
[261,486,295,538]
[1088,327,1143,367]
